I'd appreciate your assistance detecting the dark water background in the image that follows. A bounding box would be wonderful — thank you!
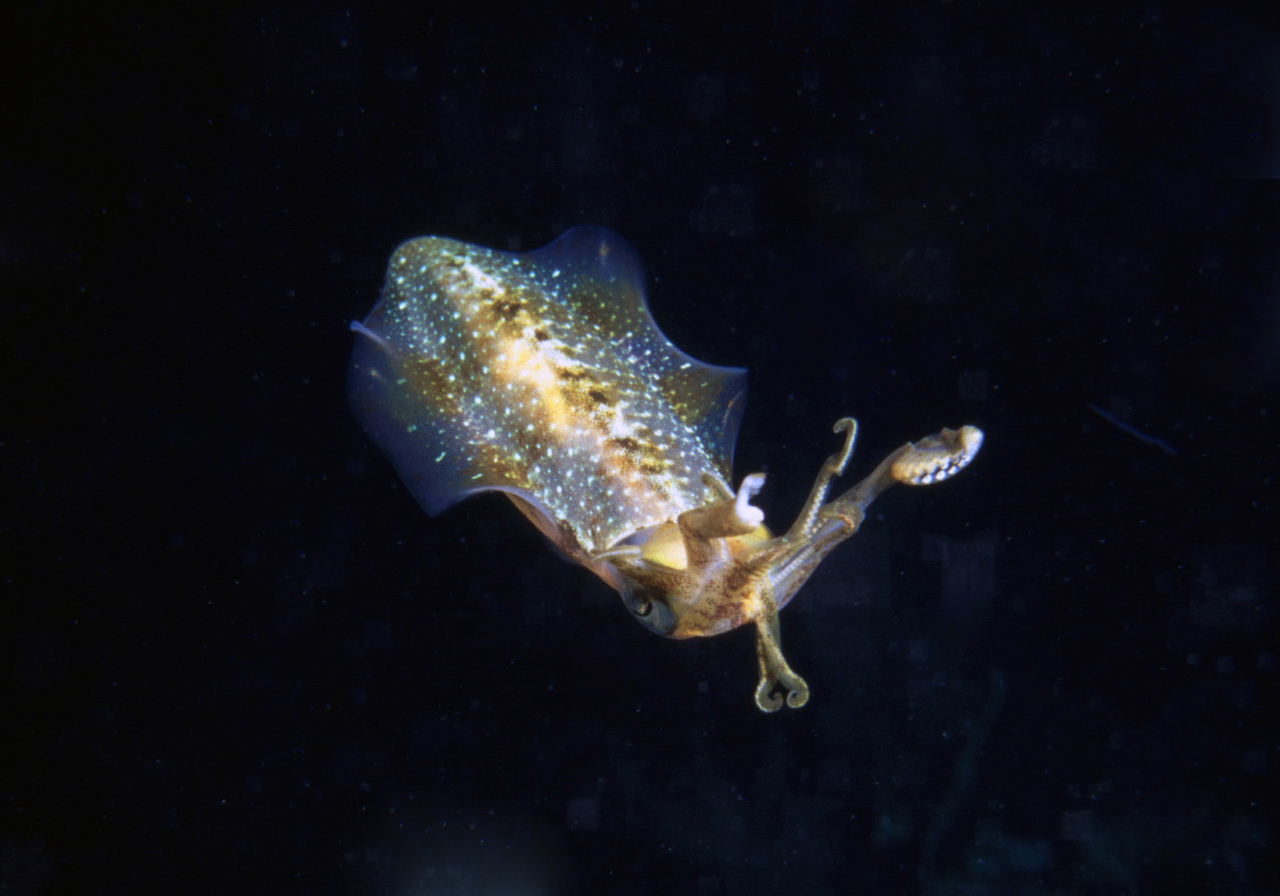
[5,4,1277,894]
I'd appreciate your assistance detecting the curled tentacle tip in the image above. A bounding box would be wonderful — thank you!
[833,417,857,434]
[755,682,784,713]
[734,473,767,528]
[755,676,810,712]
[779,671,810,709]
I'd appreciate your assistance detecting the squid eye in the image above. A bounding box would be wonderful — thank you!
[619,583,678,637]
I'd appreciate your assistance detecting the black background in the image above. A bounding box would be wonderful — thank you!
[5,4,1277,894]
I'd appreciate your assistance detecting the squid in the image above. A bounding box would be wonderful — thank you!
[349,228,982,710]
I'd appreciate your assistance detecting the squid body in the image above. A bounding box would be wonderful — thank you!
[349,228,982,710]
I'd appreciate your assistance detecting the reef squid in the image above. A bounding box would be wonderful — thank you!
[349,228,982,711]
